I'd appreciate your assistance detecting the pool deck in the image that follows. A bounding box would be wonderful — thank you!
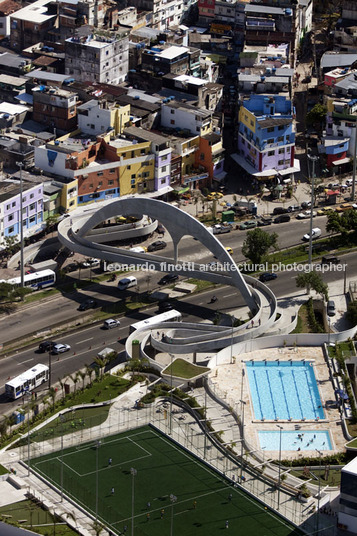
[209,346,345,460]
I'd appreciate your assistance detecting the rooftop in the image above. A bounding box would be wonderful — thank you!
[320,53,357,70]
[0,74,27,86]
[156,45,189,60]
[0,180,38,203]
[245,4,285,15]
[25,70,74,83]
[10,0,56,23]
[123,126,169,145]
[0,52,30,69]
[257,117,291,128]
[0,101,28,115]
[163,100,211,118]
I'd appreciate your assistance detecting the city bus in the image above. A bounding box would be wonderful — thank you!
[130,310,182,333]
[0,269,56,290]
[5,364,49,400]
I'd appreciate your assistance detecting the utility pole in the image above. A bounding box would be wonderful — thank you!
[131,468,137,536]
[16,161,24,288]
[307,153,318,270]
[352,121,357,202]
[277,424,283,510]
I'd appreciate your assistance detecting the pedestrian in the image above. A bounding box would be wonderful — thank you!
[193,500,197,509]
[251,320,254,328]
[228,493,232,502]
[123,526,127,533]
[258,318,261,326]
[146,513,150,522]
[225,520,229,529]
[108,457,112,466]
[147,501,151,509]
[111,487,115,495]
[161,508,165,519]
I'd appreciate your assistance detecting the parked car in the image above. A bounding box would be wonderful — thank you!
[213,224,231,234]
[301,201,312,209]
[259,272,278,282]
[52,343,71,354]
[302,227,321,241]
[239,220,257,230]
[78,299,97,311]
[335,203,353,213]
[157,224,165,234]
[257,216,272,227]
[316,207,333,216]
[159,274,179,285]
[272,207,288,215]
[297,211,316,219]
[327,300,336,317]
[273,214,291,224]
[82,258,100,268]
[148,240,167,252]
[63,263,77,273]
[225,246,233,255]
[346,178,353,187]
[38,341,57,353]
[287,205,300,213]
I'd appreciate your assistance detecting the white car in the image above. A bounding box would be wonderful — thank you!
[103,319,121,329]
[302,227,321,241]
[52,343,71,354]
[82,258,100,268]
[346,179,353,187]
[297,211,316,219]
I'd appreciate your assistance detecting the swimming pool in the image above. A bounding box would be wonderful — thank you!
[246,361,324,421]
[258,430,332,451]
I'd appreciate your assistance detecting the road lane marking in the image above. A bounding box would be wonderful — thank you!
[17,358,34,365]
[76,338,94,344]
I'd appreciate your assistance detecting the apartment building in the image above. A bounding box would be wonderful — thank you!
[77,100,131,136]
[32,86,78,132]
[161,101,213,136]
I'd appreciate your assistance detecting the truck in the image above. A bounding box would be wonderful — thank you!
[212,224,231,235]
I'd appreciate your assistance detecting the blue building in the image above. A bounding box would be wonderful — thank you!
[233,94,300,183]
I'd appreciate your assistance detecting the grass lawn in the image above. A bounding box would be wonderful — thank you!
[0,464,8,475]
[28,406,110,444]
[31,426,301,536]
[0,500,78,536]
[60,375,131,406]
[291,304,310,334]
[290,468,341,487]
[186,278,215,292]
[164,359,209,379]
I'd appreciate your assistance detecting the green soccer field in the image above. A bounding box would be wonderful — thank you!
[31,426,301,536]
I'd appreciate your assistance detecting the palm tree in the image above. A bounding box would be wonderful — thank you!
[58,378,65,400]
[71,374,79,394]
[49,387,56,411]
[85,365,94,386]
[94,357,106,378]
[78,371,86,390]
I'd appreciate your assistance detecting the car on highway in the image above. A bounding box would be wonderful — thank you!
[38,341,57,353]
[297,210,316,219]
[239,220,257,230]
[302,227,321,241]
[225,246,233,255]
[103,319,121,329]
[316,207,333,216]
[213,224,231,234]
[335,203,353,213]
[301,201,312,209]
[159,274,179,285]
[158,301,174,313]
[273,214,290,224]
[78,299,97,311]
[52,343,71,354]
[259,272,277,282]
[148,240,167,252]
[321,255,339,265]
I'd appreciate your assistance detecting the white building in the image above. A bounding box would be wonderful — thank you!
[295,0,313,51]
[339,456,357,533]
[77,100,131,136]
[65,33,129,85]
[161,101,212,136]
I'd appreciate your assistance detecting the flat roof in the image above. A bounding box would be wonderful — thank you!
[258,117,291,128]
[342,455,357,476]
[25,70,74,82]
[0,101,28,115]
[0,74,27,86]
[157,46,189,60]
[163,100,211,118]
[10,0,56,23]
[0,180,37,203]
[245,4,285,14]
[320,53,357,70]
[124,126,168,145]
[175,74,206,86]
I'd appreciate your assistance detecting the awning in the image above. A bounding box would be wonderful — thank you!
[177,187,190,194]
[213,171,227,182]
[332,157,350,166]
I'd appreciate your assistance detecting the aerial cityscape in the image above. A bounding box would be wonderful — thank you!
[0,0,357,535]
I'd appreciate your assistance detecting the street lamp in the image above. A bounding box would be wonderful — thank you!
[230,315,234,364]
[130,467,137,536]
[239,400,246,482]
[60,414,65,502]
[26,390,32,477]
[16,161,24,288]
[315,449,322,534]
[169,354,174,435]
[95,440,101,523]
[307,153,319,271]
[352,121,357,202]
[276,424,283,510]
[170,494,177,536]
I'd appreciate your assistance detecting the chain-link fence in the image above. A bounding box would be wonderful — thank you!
[21,400,336,536]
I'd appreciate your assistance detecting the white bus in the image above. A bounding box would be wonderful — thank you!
[130,310,182,333]
[0,269,56,290]
[5,364,49,400]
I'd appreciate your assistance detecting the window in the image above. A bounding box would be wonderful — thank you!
[142,172,149,178]
[170,120,175,125]
[23,196,26,202]
[277,136,284,142]
[108,180,114,185]
[90,124,95,129]
[131,151,135,158]
[268,151,274,156]
[141,149,146,155]
[267,138,274,144]
[131,179,136,185]
[196,127,200,132]
[287,146,291,153]
[98,181,103,186]
[267,127,274,133]
[250,120,254,126]
[110,169,115,174]
[79,196,84,202]
[285,159,290,165]
[29,216,36,223]
[131,174,136,179]
[8,226,14,233]
[30,193,34,199]
[97,172,103,176]
[160,178,166,184]
[8,214,13,221]
[126,165,131,170]
[278,160,284,165]
[161,166,166,172]
[6,204,10,210]
[170,109,175,114]
[29,203,36,211]
[12,201,15,207]
[278,148,284,154]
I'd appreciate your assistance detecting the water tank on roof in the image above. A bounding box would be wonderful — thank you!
[169,96,175,100]
[134,95,140,100]
[285,8,292,15]
[272,67,276,73]
[54,140,60,145]
[159,41,165,45]
[260,75,265,81]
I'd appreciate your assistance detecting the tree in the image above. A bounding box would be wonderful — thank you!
[45,214,59,234]
[70,373,79,394]
[91,521,104,536]
[306,103,327,128]
[78,370,86,390]
[295,271,328,300]
[85,364,94,385]
[347,301,357,326]
[3,236,18,258]
[49,387,56,411]
[242,228,278,265]
[94,357,106,378]
[326,211,343,235]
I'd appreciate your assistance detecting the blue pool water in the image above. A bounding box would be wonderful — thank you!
[259,430,332,451]
[246,361,324,420]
